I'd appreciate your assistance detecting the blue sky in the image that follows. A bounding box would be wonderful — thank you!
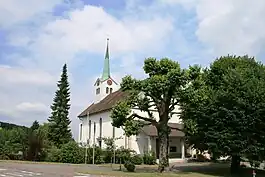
[1,0,265,139]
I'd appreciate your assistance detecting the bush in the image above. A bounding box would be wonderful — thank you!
[116,147,136,164]
[143,151,156,165]
[85,145,104,164]
[101,149,112,163]
[60,141,84,164]
[131,155,143,165]
[45,146,62,162]
[250,160,261,168]
[124,161,135,172]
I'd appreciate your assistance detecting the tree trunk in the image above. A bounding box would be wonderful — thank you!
[157,124,170,173]
[230,155,240,174]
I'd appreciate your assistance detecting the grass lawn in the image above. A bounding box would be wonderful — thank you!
[78,163,265,177]
[78,168,214,177]
[2,160,265,176]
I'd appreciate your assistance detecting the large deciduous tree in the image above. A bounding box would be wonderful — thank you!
[48,64,72,147]
[111,58,199,172]
[181,55,265,174]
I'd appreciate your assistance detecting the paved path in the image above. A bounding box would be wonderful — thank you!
[0,162,103,177]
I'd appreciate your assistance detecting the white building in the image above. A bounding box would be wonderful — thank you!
[77,39,193,162]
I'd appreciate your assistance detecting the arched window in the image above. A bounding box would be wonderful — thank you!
[106,87,109,94]
[99,118,102,137]
[99,118,103,148]
[89,120,91,139]
[96,88,100,94]
[110,88,113,93]
[80,124,82,141]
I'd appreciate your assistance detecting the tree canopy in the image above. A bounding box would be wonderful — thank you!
[181,55,265,173]
[111,57,200,172]
[48,64,72,147]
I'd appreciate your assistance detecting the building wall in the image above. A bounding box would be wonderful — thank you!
[94,78,119,103]
[130,106,182,124]
[79,104,183,151]
[79,111,126,149]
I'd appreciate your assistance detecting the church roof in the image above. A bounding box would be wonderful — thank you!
[142,123,185,137]
[78,90,129,117]
[101,38,110,81]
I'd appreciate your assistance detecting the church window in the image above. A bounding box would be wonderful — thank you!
[96,88,100,94]
[96,80,100,86]
[80,124,82,141]
[99,118,102,138]
[112,126,115,138]
[110,88,113,93]
[106,87,109,94]
[89,120,91,139]
[99,118,103,148]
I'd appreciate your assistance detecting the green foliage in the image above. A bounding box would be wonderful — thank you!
[131,154,143,165]
[0,127,29,160]
[143,151,156,165]
[85,145,104,164]
[102,137,121,163]
[60,141,84,164]
[27,121,45,161]
[111,57,199,172]
[48,64,72,147]
[124,161,136,172]
[0,121,158,166]
[0,121,28,130]
[181,55,265,173]
[30,120,40,131]
[116,147,136,164]
[45,146,62,162]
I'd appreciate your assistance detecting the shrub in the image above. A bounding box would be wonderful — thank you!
[143,151,156,165]
[250,160,261,168]
[60,141,84,164]
[101,149,112,163]
[45,146,62,162]
[131,155,143,165]
[86,145,104,164]
[124,161,135,172]
[116,147,136,164]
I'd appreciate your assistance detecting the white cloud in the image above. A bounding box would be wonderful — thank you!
[28,5,174,66]
[195,0,265,56]
[16,102,48,112]
[0,65,55,85]
[160,0,265,57]
[0,0,63,28]
[4,0,265,140]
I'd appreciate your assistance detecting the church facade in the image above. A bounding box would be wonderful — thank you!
[77,39,194,162]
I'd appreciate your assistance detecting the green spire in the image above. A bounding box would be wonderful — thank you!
[101,38,110,81]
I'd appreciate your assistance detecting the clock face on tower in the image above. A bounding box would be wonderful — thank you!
[107,79,112,85]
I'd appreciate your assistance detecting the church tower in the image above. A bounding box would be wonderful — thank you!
[94,38,119,103]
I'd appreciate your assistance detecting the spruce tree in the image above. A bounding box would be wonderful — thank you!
[48,64,72,147]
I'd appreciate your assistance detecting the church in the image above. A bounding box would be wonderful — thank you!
[77,39,194,162]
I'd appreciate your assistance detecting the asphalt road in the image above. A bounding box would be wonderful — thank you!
[0,162,103,177]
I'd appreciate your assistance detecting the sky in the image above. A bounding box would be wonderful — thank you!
[1,0,265,139]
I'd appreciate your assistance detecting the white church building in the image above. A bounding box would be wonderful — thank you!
[77,39,194,162]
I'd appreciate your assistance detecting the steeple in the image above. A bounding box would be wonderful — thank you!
[101,38,110,81]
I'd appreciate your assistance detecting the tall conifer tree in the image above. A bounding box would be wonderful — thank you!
[48,64,72,147]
